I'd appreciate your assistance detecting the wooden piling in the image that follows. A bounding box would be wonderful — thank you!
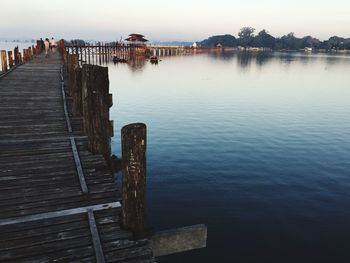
[121,123,147,236]
[81,64,113,163]
[7,51,14,68]
[69,54,83,116]
[1,50,8,72]
[14,47,19,65]
[28,47,32,59]
[98,43,102,65]
[18,52,23,64]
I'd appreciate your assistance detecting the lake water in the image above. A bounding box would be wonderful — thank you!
[0,41,36,53]
[108,52,350,262]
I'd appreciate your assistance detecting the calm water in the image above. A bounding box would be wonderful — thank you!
[0,41,36,53]
[109,52,350,262]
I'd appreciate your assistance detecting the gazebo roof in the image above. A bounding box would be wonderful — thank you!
[125,33,148,42]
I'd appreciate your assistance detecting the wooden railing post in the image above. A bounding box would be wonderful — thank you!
[18,52,23,64]
[28,47,32,59]
[1,50,8,72]
[8,51,13,68]
[81,64,113,163]
[121,123,147,236]
[14,47,19,65]
[69,54,83,116]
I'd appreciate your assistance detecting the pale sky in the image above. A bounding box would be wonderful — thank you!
[1,0,349,41]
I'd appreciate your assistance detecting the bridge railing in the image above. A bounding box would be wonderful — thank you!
[0,42,41,76]
[64,43,132,65]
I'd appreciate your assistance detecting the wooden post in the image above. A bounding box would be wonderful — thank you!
[81,64,113,163]
[69,54,83,116]
[121,123,147,236]
[80,45,83,64]
[1,50,8,72]
[105,43,107,63]
[23,49,27,61]
[88,46,91,64]
[8,51,14,68]
[98,42,102,65]
[14,47,19,65]
[28,47,32,59]
[18,52,23,64]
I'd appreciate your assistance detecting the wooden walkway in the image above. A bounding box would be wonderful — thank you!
[0,53,155,262]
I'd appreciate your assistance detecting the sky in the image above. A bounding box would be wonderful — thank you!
[1,0,349,41]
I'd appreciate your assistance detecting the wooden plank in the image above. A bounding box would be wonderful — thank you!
[0,202,121,226]
[150,224,207,257]
[88,209,106,263]
[70,137,89,193]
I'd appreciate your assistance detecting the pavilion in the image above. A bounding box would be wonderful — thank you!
[125,33,148,46]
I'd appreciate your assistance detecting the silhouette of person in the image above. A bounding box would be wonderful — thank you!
[44,38,50,57]
[50,37,57,53]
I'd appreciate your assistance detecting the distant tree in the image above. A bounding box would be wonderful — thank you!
[277,32,300,50]
[238,27,255,47]
[328,36,345,50]
[344,39,350,50]
[300,36,321,48]
[200,34,238,47]
[253,29,276,48]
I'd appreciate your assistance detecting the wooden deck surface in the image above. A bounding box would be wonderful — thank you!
[0,53,155,262]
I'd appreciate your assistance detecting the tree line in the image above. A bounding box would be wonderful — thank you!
[200,27,350,51]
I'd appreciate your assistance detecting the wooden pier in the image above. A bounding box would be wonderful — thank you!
[0,50,156,262]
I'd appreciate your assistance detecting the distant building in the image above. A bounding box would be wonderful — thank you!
[304,47,313,52]
[192,42,198,48]
[125,33,148,46]
[215,43,223,48]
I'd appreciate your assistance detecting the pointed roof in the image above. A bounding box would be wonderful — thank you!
[125,33,148,42]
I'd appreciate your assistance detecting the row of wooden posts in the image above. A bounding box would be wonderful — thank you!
[64,43,188,65]
[65,43,131,65]
[60,41,147,236]
[0,44,40,73]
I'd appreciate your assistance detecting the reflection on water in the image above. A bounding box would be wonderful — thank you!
[109,52,350,262]
[127,55,146,72]
[119,51,350,74]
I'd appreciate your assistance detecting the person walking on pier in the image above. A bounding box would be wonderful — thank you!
[50,37,57,53]
[44,38,50,57]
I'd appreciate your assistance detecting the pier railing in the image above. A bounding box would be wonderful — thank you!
[64,42,195,66]
[60,41,114,165]
[65,43,132,65]
[0,43,41,76]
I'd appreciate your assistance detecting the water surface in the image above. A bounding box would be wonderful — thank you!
[108,52,350,262]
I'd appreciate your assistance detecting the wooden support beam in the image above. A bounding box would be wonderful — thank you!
[121,123,147,236]
[150,224,207,257]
